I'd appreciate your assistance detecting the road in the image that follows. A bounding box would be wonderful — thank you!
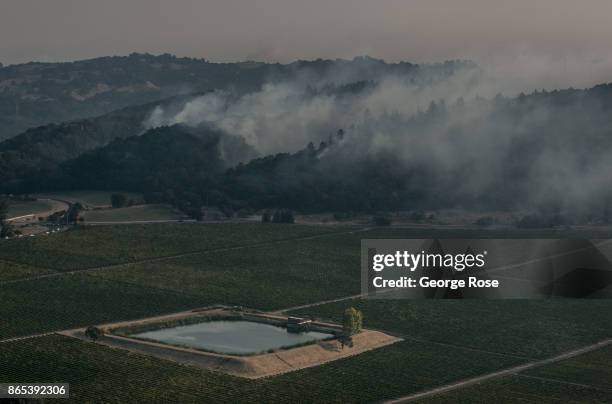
[6,198,71,222]
[1,297,610,404]
[384,338,612,403]
[2,221,611,401]
[84,219,196,225]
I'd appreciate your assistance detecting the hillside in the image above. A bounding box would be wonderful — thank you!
[215,84,612,218]
[45,124,253,195]
[0,54,473,141]
[4,84,612,223]
[0,94,204,191]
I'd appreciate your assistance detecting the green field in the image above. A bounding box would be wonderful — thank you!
[82,204,185,222]
[0,223,610,402]
[0,335,521,404]
[0,260,54,282]
[94,231,363,310]
[6,199,53,218]
[0,274,210,339]
[35,191,142,208]
[418,345,612,403]
[0,223,344,271]
[290,299,612,359]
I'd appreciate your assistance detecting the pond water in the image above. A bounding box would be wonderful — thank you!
[131,320,333,354]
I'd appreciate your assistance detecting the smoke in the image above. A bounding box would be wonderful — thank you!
[146,84,339,155]
[143,60,612,216]
[143,61,490,155]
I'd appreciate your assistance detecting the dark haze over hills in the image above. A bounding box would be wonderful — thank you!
[0,53,465,141]
[1,54,611,224]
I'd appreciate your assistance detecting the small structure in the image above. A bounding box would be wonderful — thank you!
[286,316,312,333]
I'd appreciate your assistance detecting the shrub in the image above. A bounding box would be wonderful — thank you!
[85,326,104,341]
[261,211,272,223]
[272,209,295,224]
[373,213,392,226]
[474,216,494,226]
[111,194,128,208]
[342,307,363,336]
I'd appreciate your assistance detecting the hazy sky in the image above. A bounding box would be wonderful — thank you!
[2,0,612,86]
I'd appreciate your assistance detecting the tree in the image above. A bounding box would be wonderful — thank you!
[111,193,127,208]
[0,197,8,222]
[342,307,363,336]
[0,197,13,238]
[85,326,104,341]
[272,209,295,223]
[262,211,272,223]
[65,203,83,224]
[373,213,391,226]
[338,334,354,350]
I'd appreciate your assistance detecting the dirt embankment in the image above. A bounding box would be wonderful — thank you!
[60,307,402,379]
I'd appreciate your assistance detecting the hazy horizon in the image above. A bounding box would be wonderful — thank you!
[2,0,612,89]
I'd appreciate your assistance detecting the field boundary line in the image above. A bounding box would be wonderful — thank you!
[0,332,54,344]
[391,332,533,361]
[514,373,612,392]
[0,226,371,286]
[0,257,60,273]
[273,293,367,314]
[280,291,534,360]
[384,338,612,403]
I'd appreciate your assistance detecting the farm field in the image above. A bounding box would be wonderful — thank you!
[93,231,363,311]
[0,260,54,282]
[0,335,521,403]
[81,204,184,222]
[0,223,345,271]
[525,344,612,389]
[1,299,610,403]
[34,191,142,208]
[0,228,363,339]
[6,199,53,218]
[0,223,610,402]
[290,299,612,359]
[0,274,208,339]
[418,345,612,403]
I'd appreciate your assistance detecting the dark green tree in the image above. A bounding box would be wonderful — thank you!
[373,213,392,226]
[262,211,271,223]
[0,197,13,238]
[65,203,83,224]
[0,197,7,223]
[111,193,128,208]
[85,326,104,341]
[272,209,295,223]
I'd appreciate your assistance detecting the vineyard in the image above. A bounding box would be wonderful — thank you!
[0,335,521,403]
[290,299,612,359]
[0,223,344,271]
[81,204,184,222]
[93,232,364,311]
[0,225,363,340]
[0,260,53,282]
[0,223,611,402]
[418,345,612,403]
[0,274,208,339]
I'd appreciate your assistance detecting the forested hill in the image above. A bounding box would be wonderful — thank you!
[217,84,612,215]
[0,93,200,190]
[0,53,473,140]
[12,83,612,223]
[52,125,234,190]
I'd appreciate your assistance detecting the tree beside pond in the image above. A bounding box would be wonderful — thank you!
[342,307,363,336]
